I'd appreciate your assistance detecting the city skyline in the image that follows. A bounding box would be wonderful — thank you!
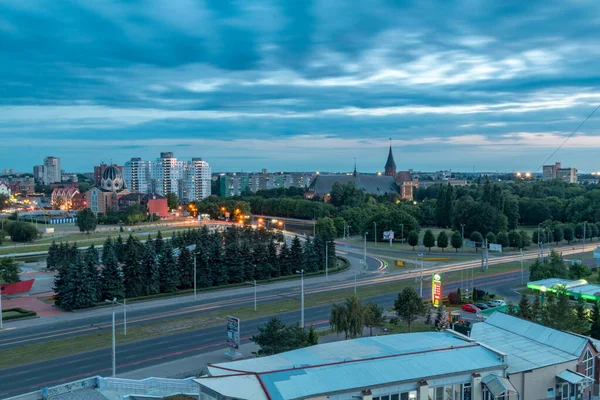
[2,1,600,172]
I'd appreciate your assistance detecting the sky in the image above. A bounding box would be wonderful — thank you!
[2,1,600,174]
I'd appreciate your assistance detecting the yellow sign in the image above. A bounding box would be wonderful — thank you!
[432,274,442,308]
[396,260,404,267]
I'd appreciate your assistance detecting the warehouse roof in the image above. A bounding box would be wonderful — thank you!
[471,312,591,373]
[197,332,506,400]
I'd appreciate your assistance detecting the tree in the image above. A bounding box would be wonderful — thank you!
[531,295,542,322]
[517,294,531,320]
[507,301,517,316]
[315,217,336,241]
[553,226,564,245]
[469,231,484,251]
[154,231,165,256]
[485,232,496,245]
[423,229,435,252]
[434,303,449,331]
[115,235,125,263]
[142,242,160,295]
[60,254,97,311]
[250,317,316,356]
[289,236,304,270]
[83,245,101,302]
[508,230,522,250]
[590,302,600,340]
[46,241,60,270]
[363,301,385,336]
[330,295,365,339]
[160,242,180,293]
[177,247,194,289]
[5,221,38,242]
[123,235,144,298]
[569,262,591,280]
[0,258,20,283]
[166,193,179,211]
[407,230,419,250]
[545,289,588,334]
[496,231,510,249]
[575,223,585,242]
[563,225,575,244]
[437,231,448,252]
[576,295,587,329]
[451,231,463,252]
[100,248,124,301]
[520,230,531,249]
[76,208,97,233]
[394,287,426,332]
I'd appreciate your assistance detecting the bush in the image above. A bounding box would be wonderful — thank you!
[389,317,399,325]
[5,221,39,242]
[448,291,461,305]
[1,307,37,321]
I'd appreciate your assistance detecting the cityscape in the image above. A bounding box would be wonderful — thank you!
[2,2,600,400]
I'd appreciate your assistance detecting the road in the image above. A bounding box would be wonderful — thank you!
[0,269,526,398]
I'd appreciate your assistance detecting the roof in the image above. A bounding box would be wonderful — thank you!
[396,171,413,182]
[385,146,396,170]
[528,278,600,299]
[199,332,506,400]
[482,375,517,397]
[557,369,594,385]
[309,174,399,196]
[471,312,589,373]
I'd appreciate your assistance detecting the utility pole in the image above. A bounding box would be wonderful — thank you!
[296,270,304,328]
[325,244,328,281]
[363,232,368,269]
[520,248,524,286]
[584,221,587,256]
[254,279,257,312]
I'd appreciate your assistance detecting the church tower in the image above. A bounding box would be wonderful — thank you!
[384,139,397,177]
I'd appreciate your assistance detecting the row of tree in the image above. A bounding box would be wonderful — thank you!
[50,226,337,310]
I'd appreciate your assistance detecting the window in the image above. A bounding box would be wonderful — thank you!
[391,395,399,400]
[583,349,594,378]
[462,383,472,400]
[429,387,444,400]
[547,387,554,398]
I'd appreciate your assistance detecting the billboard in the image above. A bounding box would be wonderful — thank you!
[226,316,240,349]
[431,274,442,308]
[489,243,503,252]
[383,230,394,240]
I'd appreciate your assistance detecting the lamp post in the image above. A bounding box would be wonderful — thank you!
[373,222,377,247]
[538,223,543,260]
[461,224,465,249]
[186,244,197,300]
[363,232,368,269]
[418,253,424,297]
[296,270,304,328]
[0,268,5,330]
[254,279,257,312]
[583,221,588,256]
[105,298,123,377]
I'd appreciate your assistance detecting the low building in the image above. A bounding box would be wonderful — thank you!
[51,187,80,209]
[84,165,129,214]
[0,183,10,196]
[306,168,401,200]
[543,161,578,183]
[471,312,597,400]
[117,193,168,218]
[195,331,512,400]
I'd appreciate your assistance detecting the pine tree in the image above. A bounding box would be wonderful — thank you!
[531,294,542,322]
[46,241,59,270]
[196,246,213,288]
[84,245,101,302]
[100,247,125,301]
[178,246,194,289]
[576,295,588,332]
[60,254,96,311]
[278,242,291,277]
[123,235,144,298]
[302,237,319,274]
[53,260,70,308]
[160,241,180,292]
[290,236,304,272]
[155,231,165,256]
[142,242,160,295]
[434,303,448,331]
[101,237,113,266]
[590,302,600,340]
[224,239,244,284]
[326,240,336,271]
[209,235,227,286]
[115,235,125,263]
[253,242,271,280]
[517,294,531,319]
[267,240,279,278]
[240,240,254,281]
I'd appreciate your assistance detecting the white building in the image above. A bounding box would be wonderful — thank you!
[33,165,48,185]
[0,183,10,196]
[123,157,152,194]
[43,156,61,183]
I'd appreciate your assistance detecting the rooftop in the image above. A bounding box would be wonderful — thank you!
[527,278,600,300]
[198,332,507,400]
[470,312,591,373]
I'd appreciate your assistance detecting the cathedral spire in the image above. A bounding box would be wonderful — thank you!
[384,138,397,177]
[353,157,357,177]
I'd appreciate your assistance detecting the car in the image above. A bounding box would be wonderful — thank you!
[461,304,480,313]
[475,303,490,310]
[487,299,506,308]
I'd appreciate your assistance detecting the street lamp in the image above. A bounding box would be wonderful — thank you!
[373,222,377,247]
[537,223,543,259]
[296,270,304,328]
[583,221,588,256]
[105,298,124,377]
[0,268,5,330]
[363,232,368,269]
[461,224,465,249]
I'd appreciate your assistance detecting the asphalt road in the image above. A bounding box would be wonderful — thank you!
[0,269,525,398]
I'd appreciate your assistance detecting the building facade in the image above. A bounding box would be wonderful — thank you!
[543,162,578,183]
[33,165,47,185]
[84,165,129,214]
[43,156,61,183]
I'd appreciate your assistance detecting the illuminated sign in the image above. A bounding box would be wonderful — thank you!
[432,274,442,308]
[226,316,240,349]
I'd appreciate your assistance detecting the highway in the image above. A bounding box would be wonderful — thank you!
[0,269,527,398]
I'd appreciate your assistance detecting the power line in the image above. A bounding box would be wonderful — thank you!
[537,104,600,171]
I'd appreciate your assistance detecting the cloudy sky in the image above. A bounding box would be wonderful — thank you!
[2,1,600,173]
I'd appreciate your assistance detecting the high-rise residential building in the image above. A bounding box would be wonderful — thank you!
[33,165,48,185]
[543,162,561,180]
[122,153,211,202]
[543,161,577,183]
[43,156,61,183]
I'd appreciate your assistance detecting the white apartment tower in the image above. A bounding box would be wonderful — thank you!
[43,156,61,183]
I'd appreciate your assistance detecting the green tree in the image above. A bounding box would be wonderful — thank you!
[434,303,449,331]
[423,229,435,252]
[84,245,100,302]
[154,231,165,256]
[166,193,179,211]
[278,242,292,277]
[450,231,463,252]
[520,230,531,249]
[590,302,600,340]
[562,225,574,244]
[545,289,588,334]
[115,235,125,263]
[289,236,304,270]
[569,262,592,280]
[160,242,180,293]
[5,221,38,242]
[394,287,426,332]
[123,235,144,298]
[553,226,564,245]
[76,208,97,233]
[496,231,510,249]
[437,231,449,252]
[0,258,20,283]
[531,295,542,322]
[142,242,160,295]
[508,230,522,249]
[224,239,244,283]
[101,237,113,266]
[407,230,419,250]
[517,294,531,320]
[469,231,484,251]
[485,232,496,245]
[46,241,60,270]
[363,301,386,336]
[250,317,315,356]
[178,247,194,289]
[60,254,97,311]
[330,295,365,339]
[507,301,517,316]
[315,217,336,241]
[100,248,124,301]
[575,223,585,242]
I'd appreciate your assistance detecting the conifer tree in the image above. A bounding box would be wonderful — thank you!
[278,242,291,277]
[517,294,531,320]
[253,242,271,280]
[154,231,164,256]
[53,260,70,308]
[590,302,600,340]
[240,240,254,281]
[267,239,279,278]
[84,245,101,302]
[61,254,96,311]
[303,237,319,274]
[290,236,304,272]
[178,246,194,289]
[196,246,213,288]
[531,294,542,322]
[101,247,125,301]
[46,240,59,270]
[123,235,144,298]
[224,239,244,283]
[209,235,227,286]
[142,242,160,295]
[160,241,180,292]
[115,235,125,263]
[101,237,114,266]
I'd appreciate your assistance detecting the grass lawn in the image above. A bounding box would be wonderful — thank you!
[382,320,433,334]
[1,311,22,319]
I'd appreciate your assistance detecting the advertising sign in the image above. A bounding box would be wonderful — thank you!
[431,274,442,308]
[383,230,395,240]
[226,316,240,349]
[489,243,503,252]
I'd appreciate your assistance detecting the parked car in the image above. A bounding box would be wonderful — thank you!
[475,303,490,310]
[461,304,480,313]
[487,299,506,308]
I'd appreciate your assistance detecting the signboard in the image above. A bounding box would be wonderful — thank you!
[465,240,477,248]
[395,260,403,267]
[489,243,503,252]
[383,230,394,240]
[226,316,240,349]
[431,274,442,308]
